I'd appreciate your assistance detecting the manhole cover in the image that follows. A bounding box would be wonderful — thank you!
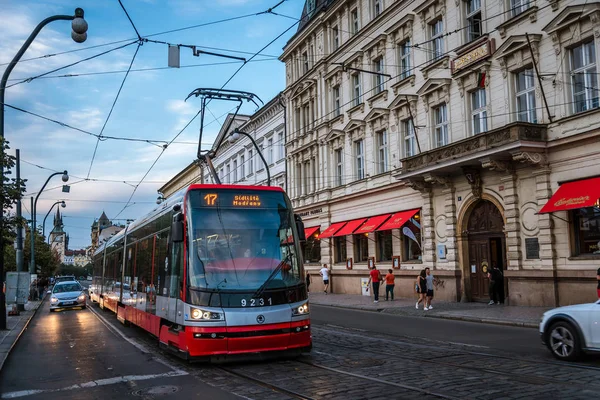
[133,385,180,396]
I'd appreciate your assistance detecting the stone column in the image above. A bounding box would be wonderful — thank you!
[533,167,556,268]
[501,170,522,270]
[421,189,436,268]
[443,185,458,270]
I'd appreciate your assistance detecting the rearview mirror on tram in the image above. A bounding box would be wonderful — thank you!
[171,212,184,243]
[295,214,306,242]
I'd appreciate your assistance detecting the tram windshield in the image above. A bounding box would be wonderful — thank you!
[186,189,303,292]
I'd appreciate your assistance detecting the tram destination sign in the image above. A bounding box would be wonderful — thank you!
[189,189,287,209]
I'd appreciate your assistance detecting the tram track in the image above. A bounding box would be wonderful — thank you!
[314,325,600,374]
[313,325,600,389]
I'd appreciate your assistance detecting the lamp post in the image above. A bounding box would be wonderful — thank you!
[42,200,66,239]
[31,171,69,274]
[0,8,87,331]
[229,128,271,186]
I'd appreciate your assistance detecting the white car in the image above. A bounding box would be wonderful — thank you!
[540,300,600,360]
[50,281,87,311]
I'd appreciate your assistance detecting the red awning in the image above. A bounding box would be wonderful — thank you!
[377,209,420,231]
[304,226,320,238]
[320,222,346,238]
[539,177,600,214]
[354,214,392,234]
[333,218,367,237]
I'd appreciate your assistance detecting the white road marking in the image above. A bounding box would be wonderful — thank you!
[1,371,188,399]
[86,305,187,374]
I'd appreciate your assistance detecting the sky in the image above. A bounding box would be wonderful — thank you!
[1,0,305,249]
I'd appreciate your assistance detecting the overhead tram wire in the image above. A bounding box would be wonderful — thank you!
[86,42,142,179]
[112,0,301,220]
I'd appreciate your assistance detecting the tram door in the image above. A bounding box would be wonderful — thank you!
[167,240,184,322]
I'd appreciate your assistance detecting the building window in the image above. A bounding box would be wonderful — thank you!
[233,160,238,182]
[226,164,231,184]
[335,149,343,187]
[267,138,273,164]
[352,74,361,107]
[471,88,487,134]
[354,234,369,262]
[402,212,422,261]
[404,119,416,157]
[333,86,341,116]
[510,0,530,17]
[430,19,444,61]
[304,162,311,194]
[351,9,359,35]
[296,163,302,195]
[377,130,389,174]
[278,131,284,160]
[258,144,264,171]
[373,57,384,94]
[515,68,537,123]
[302,51,308,74]
[465,0,482,42]
[376,231,393,262]
[303,104,310,132]
[355,140,364,180]
[572,207,600,256]
[334,236,347,263]
[248,149,253,175]
[240,155,245,178]
[399,40,411,80]
[373,0,382,18]
[571,40,599,114]
[434,103,449,147]
[303,234,321,263]
[332,26,339,51]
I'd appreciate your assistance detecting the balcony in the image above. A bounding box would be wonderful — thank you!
[396,122,547,179]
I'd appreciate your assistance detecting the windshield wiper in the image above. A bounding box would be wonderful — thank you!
[252,252,292,299]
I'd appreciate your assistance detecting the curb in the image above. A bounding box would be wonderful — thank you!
[0,297,45,372]
[311,302,539,329]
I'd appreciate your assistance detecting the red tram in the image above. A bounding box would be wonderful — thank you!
[90,184,311,361]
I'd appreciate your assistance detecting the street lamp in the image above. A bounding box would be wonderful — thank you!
[228,128,271,186]
[31,171,69,274]
[42,200,66,239]
[0,7,87,331]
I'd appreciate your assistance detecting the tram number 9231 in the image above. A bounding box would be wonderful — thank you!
[241,297,272,307]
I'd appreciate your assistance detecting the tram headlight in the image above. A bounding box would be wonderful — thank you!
[189,307,224,321]
[292,302,309,316]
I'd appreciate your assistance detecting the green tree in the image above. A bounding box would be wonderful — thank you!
[1,138,27,244]
[23,228,60,278]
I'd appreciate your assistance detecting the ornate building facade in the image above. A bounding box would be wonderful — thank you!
[90,212,124,253]
[281,0,600,306]
[49,208,68,263]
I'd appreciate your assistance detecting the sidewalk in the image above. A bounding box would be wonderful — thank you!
[309,292,549,328]
[0,299,43,372]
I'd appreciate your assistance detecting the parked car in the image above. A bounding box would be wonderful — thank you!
[49,281,86,311]
[540,300,600,360]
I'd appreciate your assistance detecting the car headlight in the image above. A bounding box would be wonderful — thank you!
[292,302,309,316]
[51,297,58,303]
[189,307,224,321]
[78,294,86,301]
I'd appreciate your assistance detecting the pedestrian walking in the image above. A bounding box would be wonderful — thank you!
[424,267,435,310]
[384,269,395,301]
[415,269,427,309]
[367,266,383,303]
[492,264,504,304]
[487,264,503,305]
[306,272,311,293]
[319,264,330,294]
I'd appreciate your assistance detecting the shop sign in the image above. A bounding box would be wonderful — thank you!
[451,40,493,73]
[525,238,540,259]
[296,208,323,218]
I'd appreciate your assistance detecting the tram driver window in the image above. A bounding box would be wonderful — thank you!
[572,206,600,256]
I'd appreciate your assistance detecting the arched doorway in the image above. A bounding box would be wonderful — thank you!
[465,200,506,301]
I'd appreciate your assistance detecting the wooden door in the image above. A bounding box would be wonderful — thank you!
[468,240,490,300]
